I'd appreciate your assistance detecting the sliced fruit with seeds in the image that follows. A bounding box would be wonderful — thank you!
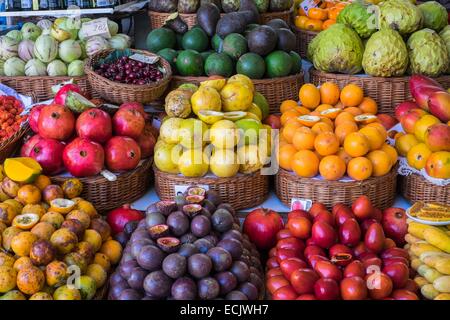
[200,78,226,91]
[186,195,205,204]
[354,114,378,125]
[186,187,207,197]
[320,108,342,119]
[49,199,76,214]
[182,204,203,217]
[12,213,40,230]
[198,110,224,124]
[298,115,321,127]
[223,111,247,121]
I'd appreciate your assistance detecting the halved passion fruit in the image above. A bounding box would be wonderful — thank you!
[354,114,378,125]
[182,204,203,218]
[157,237,181,253]
[331,253,353,267]
[148,224,170,240]
[320,108,342,119]
[146,200,177,216]
[223,111,247,121]
[198,110,224,125]
[12,213,40,230]
[49,199,76,214]
[298,115,321,127]
[186,187,207,197]
[185,195,205,204]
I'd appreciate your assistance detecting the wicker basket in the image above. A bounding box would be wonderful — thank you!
[293,27,318,58]
[171,72,304,114]
[275,165,398,210]
[84,49,172,105]
[260,8,294,24]
[51,158,153,213]
[0,76,93,102]
[400,174,449,204]
[0,122,31,163]
[153,165,269,210]
[310,69,450,115]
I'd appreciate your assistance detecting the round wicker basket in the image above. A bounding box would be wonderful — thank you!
[309,69,450,115]
[171,72,304,114]
[51,158,153,213]
[293,27,318,58]
[400,174,449,204]
[153,165,269,210]
[275,165,399,210]
[84,49,172,105]
[0,122,31,163]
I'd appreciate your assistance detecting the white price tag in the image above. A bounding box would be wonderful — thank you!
[174,185,210,196]
[81,18,111,39]
[300,0,319,14]
[290,198,313,211]
[129,53,159,65]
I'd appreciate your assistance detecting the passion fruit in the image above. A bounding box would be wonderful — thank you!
[50,198,76,214]
[167,211,189,236]
[118,288,142,300]
[206,190,222,206]
[182,204,203,218]
[145,212,166,229]
[75,200,97,218]
[0,252,15,267]
[0,290,26,300]
[221,229,243,242]
[45,260,68,287]
[238,282,258,300]
[40,211,65,229]
[78,275,97,300]
[198,277,220,300]
[187,253,212,279]
[217,238,244,260]
[130,229,152,242]
[61,178,83,199]
[119,259,139,279]
[203,234,218,246]
[74,241,95,263]
[171,277,197,300]
[207,247,233,272]
[17,184,41,205]
[66,210,91,229]
[211,209,234,232]
[226,290,248,300]
[186,186,207,197]
[42,185,64,204]
[157,237,181,253]
[50,228,78,254]
[82,229,102,252]
[148,224,169,239]
[203,199,216,214]
[185,195,205,204]
[216,203,235,216]
[131,238,154,259]
[1,178,19,198]
[137,245,165,271]
[127,267,148,290]
[12,213,40,230]
[191,215,212,237]
[215,271,238,295]
[143,270,172,299]
[146,200,177,216]
[89,218,111,241]
[64,252,88,274]
[29,292,53,300]
[178,243,199,258]
[3,199,23,215]
[31,222,55,240]
[123,221,139,237]
[0,265,17,293]
[86,263,107,288]
[194,238,214,253]
[180,233,197,244]
[30,239,56,266]
[0,203,17,225]
[16,266,45,295]
[60,219,85,240]
[11,231,38,257]
[230,261,250,282]
[53,285,81,300]
[162,253,186,279]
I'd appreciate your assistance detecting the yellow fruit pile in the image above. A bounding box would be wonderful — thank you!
[0,159,122,300]
[294,1,347,31]
[406,220,450,300]
[278,82,398,181]
[155,75,272,178]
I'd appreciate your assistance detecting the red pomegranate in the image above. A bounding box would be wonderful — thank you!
[137,123,157,158]
[104,136,141,172]
[243,208,284,250]
[76,109,112,144]
[21,134,43,157]
[53,83,83,105]
[107,204,144,234]
[30,138,65,175]
[63,138,104,177]
[38,104,75,141]
[28,104,45,133]
[112,108,145,140]
[381,208,407,247]
[119,102,147,119]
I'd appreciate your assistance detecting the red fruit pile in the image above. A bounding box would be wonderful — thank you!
[265,196,418,300]
[22,94,156,177]
[0,96,27,142]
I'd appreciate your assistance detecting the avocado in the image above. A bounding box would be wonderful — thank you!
[289,51,302,75]
[204,53,234,77]
[211,34,224,53]
[146,28,177,52]
[182,28,209,52]
[265,18,289,30]
[216,12,247,38]
[239,0,260,24]
[197,3,221,37]
[201,0,222,10]
[247,25,278,56]
[236,52,266,79]
[265,50,292,78]
[176,50,205,76]
[223,33,248,60]
[157,48,178,73]
[276,28,296,52]
[164,12,188,34]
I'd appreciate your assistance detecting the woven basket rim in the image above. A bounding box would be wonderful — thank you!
[293,26,319,35]
[403,172,450,189]
[84,48,172,90]
[0,75,88,81]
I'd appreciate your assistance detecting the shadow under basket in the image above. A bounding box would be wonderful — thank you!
[400,174,449,204]
[275,165,398,210]
[51,158,153,213]
[153,165,269,211]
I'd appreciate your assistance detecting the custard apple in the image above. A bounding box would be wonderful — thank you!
[407,28,449,76]
[362,29,408,76]
[418,1,448,32]
[254,0,270,12]
[439,25,450,73]
[307,23,364,74]
[337,1,377,38]
[379,0,423,35]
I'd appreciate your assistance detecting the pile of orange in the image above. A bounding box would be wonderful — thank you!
[278,82,398,181]
[294,1,348,32]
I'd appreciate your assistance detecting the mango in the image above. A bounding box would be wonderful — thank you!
[4,158,42,183]
[418,264,443,283]
[405,233,421,244]
[414,276,429,288]
[435,293,450,300]
[423,228,450,253]
[408,222,429,239]
[433,276,450,293]
[410,242,442,257]
[421,284,440,300]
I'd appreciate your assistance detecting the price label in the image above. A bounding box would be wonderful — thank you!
[300,0,320,15]
[129,53,159,65]
[290,198,313,211]
[174,185,210,196]
[81,18,111,39]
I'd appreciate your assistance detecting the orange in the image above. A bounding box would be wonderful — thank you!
[344,107,363,116]
[314,132,340,156]
[335,121,359,144]
[319,82,340,105]
[322,19,336,30]
[358,97,378,114]
[33,175,51,191]
[294,106,311,115]
[311,122,333,135]
[99,240,122,265]
[316,103,334,113]
[295,15,309,29]
[299,84,321,109]
[278,144,297,171]
[320,117,335,129]
[282,120,302,143]
[380,144,398,166]
[291,150,320,177]
[344,132,370,157]
[308,7,328,20]
[340,84,364,107]
[328,7,340,20]
[17,185,41,205]
[406,143,432,170]
[367,150,392,177]
[292,127,317,150]
[335,112,355,127]
[347,157,373,181]
[337,148,352,164]
[304,18,323,32]
[319,155,346,180]
[280,100,298,113]
[359,126,385,151]
[281,109,301,126]
[366,122,388,141]
[320,108,342,119]
[395,133,419,157]
[334,101,345,109]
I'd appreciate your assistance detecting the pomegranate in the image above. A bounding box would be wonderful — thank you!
[112,108,145,140]
[311,221,336,249]
[63,138,105,177]
[314,278,340,300]
[30,138,65,175]
[53,83,83,105]
[107,204,144,234]
[21,134,43,157]
[104,136,141,172]
[38,104,75,141]
[76,109,112,144]
[28,104,45,133]
[137,123,156,158]
[243,208,284,250]
[381,208,407,247]
[119,102,147,119]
